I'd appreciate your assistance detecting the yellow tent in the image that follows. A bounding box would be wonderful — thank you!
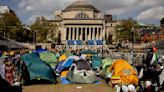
[58,54,67,62]
[9,51,15,56]
[109,59,138,85]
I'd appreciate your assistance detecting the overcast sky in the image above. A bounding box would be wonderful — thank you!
[0,0,164,25]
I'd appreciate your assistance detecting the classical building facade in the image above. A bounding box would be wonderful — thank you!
[48,1,117,44]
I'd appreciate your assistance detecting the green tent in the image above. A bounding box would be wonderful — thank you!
[62,52,73,57]
[100,58,113,78]
[21,53,56,83]
[39,52,58,68]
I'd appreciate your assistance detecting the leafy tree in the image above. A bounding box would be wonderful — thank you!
[115,18,137,42]
[105,32,113,44]
[0,12,23,40]
[31,16,58,43]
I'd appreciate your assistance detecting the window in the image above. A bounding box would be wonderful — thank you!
[75,13,89,19]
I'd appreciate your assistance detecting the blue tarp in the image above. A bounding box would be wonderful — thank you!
[67,40,75,45]
[76,40,83,45]
[67,40,83,45]
[87,40,95,45]
[96,40,103,45]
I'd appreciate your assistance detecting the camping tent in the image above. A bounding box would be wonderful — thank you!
[67,59,97,83]
[21,53,56,83]
[91,55,102,69]
[39,52,58,68]
[109,59,138,85]
[100,58,113,78]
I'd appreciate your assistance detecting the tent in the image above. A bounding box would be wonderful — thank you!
[67,59,97,83]
[39,52,58,68]
[100,58,113,78]
[32,48,47,53]
[58,54,67,62]
[109,59,138,85]
[21,53,56,83]
[58,52,73,62]
[91,55,102,69]
[57,59,75,73]
[80,50,97,55]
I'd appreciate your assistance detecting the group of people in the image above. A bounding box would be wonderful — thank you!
[105,47,164,92]
[0,49,30,86]
[0,46,163,92]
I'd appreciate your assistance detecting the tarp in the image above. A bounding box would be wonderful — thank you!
[91,55,102,69]
[76,40,83,45]
[67,40,83,45]
[39,52,58,68]
[21,53,56,83]
[109,59,138,85]
[87,40,102,45]
[67,40,75,45]
[87,40,95,45]
[96,40,103,45]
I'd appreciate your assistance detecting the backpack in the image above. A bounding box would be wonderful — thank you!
[66,59,97,83]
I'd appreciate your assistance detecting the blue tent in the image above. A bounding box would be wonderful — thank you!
[91,55,102,69]
[32,48,47,53]
[21,53,56,83]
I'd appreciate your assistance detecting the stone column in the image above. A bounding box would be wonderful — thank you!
[92,27,95,40]
[99,28,102,40]
[80,28,82,40]
[88,28,91,40]
[75,28,78,40]
[68,27,71,40]
[85,28,87,41]
[72,27,75,40]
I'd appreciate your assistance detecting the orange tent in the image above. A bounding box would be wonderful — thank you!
[109,59,138,85]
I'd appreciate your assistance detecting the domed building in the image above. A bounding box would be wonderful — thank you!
[48,1,117,45]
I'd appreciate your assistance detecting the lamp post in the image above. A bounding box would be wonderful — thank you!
[131,27,134,64]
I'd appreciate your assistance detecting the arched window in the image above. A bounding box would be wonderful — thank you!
[75,13,89,19]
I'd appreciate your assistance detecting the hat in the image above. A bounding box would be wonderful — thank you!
[145,81,152,88]
[122,85,128,92]
[128,84,136,92]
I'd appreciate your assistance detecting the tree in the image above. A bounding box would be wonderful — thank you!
[115,18,137,42]
[0,12,23,40]
[105,32,113,44]
[31,16,58,43]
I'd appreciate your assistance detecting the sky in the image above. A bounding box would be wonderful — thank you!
[0,0,164,25]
